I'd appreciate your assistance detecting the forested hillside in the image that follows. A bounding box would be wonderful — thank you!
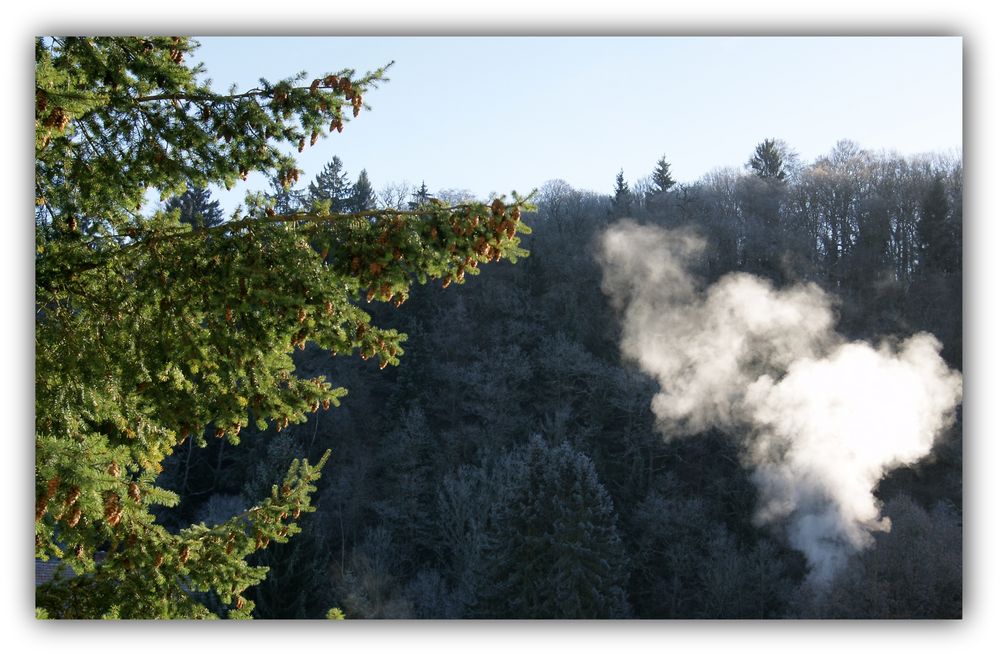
[154,142,962,619]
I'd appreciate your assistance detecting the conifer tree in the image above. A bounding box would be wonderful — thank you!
[917,176,959,275]
[611,169,632,217]
[748,138,788,181]
[650,155,676,194]
[409,180,432,209]
[350,169,378,213]
[164,186,224,229]
[307,155,353,213]
[476,437,630,618]
[268,174,305,215]
[34,36,532,619]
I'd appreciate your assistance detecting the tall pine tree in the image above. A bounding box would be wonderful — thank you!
[611,169,632,217]
[475,437,630,618]
[350,168,378,213]
[748,138,788,181]
[917,176,960,275]
[307,155,353,213]
[164,186,224,229]
[651,155,676,194]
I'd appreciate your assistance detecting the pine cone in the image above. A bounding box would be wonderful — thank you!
[65,486,81,507]
[104,492,121,526]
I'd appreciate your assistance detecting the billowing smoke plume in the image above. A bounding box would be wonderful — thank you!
[598,220,963,585]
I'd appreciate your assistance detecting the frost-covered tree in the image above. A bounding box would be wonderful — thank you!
[475,436,630,618]
[370,404,440,567]
[800,495,962,618]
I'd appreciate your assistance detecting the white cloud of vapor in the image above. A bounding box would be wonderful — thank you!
[598,220,963,585]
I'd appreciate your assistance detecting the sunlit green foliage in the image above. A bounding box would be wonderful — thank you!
[34,36,531,619]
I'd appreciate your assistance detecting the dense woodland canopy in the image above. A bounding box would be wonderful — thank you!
[35,36,961,619]
[152,138,961,619]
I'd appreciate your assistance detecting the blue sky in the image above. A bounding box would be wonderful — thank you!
[190,36,962,209]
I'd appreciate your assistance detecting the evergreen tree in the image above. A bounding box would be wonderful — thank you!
[34,36,532,619]
[408,180,432,209]
[910,171,962,367]
[370,405,439,568]
[650,155,676,194]
[476,436,630,618]
[307,155,352,213]
[611,169,632,217]
[240,435,335,618]
[164,186,224,229]
[268,174,305,215]
[349,168,378,213]
[917,176,960,275]
[748,138,788,181]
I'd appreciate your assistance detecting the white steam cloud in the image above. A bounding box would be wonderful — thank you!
[598,220,963,585]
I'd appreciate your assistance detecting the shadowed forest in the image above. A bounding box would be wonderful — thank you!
[153,140,962,619]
